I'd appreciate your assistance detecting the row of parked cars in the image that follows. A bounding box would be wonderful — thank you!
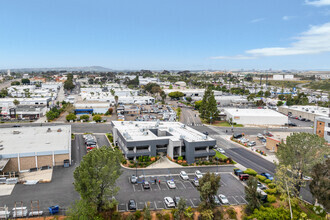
[82,134,97,152]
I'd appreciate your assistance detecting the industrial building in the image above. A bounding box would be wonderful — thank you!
[314,116,330,143]
[0,125,71,173]
[112,121,216,164]
[224,108,288,126]
[278,105,329,122]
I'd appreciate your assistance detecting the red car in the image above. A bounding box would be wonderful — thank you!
[239,174,249,181]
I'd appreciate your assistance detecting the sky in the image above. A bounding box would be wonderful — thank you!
[1,0,330,70]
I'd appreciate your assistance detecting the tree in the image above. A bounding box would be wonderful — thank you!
[0,89,8,98]
[200,209,214,220]
[168,91,184,100]
[264,90,271,97]
[276,133,329,196]
[247,206,291,220]
[66,113,77,122]
[21,78,30,84]
[73,147,122,212]
[245,176,261,214]
[186,97,192,103]
[93,115,102,122]
[198,172,221,210]
[199,87,219,123]
[67,199,101,220]
[11,81,20,86]
[64,80,75,90]
[160,91,166,104]
[169,84,173,89]
[79,115,90,121]
[309,159,330,211]
[106,108,113,115]
[13,99,20,106]
[277,101,284,106]
[194,100,202,110]
[143,203,151,220]
[176,198,187,219]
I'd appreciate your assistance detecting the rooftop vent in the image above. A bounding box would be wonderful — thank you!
[57,128,62,132]
[202,135,207,140]
[47,128,52,132]
[180,124,186,128]
[180,135,185,140]
[13,131,20,134]
[169,127,174,132]
[135,124,139,127]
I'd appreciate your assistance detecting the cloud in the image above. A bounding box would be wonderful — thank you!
[282,15,295,20]
[210,55,256,60]
[246,22,330,56]
[250,18,265,23]
[305,0,330,6]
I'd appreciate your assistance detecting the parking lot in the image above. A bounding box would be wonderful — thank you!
[116,171,247,212]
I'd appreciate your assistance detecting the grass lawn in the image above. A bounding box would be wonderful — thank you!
[214,150,228,160]
[212,121,243,127]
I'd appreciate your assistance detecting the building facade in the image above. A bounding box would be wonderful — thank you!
[314,116,330,143]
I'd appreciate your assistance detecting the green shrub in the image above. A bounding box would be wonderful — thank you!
[227,207,237,219]
[265,188,277,194]
[264,179,272,184]
[233,168,239,171]
[244,168,258,176]
[267,195,276,203]
[257,174,267,182]
[163,213,170,220]
[122,160,127,165]
[268,183,276,189]
[135,210,142,219]
[156,212,163,220]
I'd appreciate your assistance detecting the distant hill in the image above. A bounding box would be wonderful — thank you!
[1,66,112,72]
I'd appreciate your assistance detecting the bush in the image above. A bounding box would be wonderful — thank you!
[267,195,276,203]
[134,210,142,219]
[79,115,89,121]
[66,113,77,122]
[264,179,272,184]
[265,188,277,194]
[93,115,102,122]
[226,207,237,219]
[268,183,276,189]
[257,174,267,182]
[156,212,163,220]
[163,213,170,220]
[244,168,258,176]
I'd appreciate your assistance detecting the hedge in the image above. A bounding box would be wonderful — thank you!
[268,183,276,189]
[243,168,258,176]
[267,195,276,203]
[264,179,272,184]
[257,174,267,182]
[265,188,277,194]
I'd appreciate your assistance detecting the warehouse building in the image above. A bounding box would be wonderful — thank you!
[278,105,329,122]
[0,125,71,173]
[314,116,330,143]
[112,121,216,164]
[224,108,288,126]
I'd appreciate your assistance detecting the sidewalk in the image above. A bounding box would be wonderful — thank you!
[146,156,182,169]
[223,135,279,164]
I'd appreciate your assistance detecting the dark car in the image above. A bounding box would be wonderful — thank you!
[260,173,273,181]
[239,174,249,181]
[128,199,136,210]
[233,133,243,139]
[143,181,150,189]
[234,169,243,176]
[173,197,181,206]
[13,125,21,127]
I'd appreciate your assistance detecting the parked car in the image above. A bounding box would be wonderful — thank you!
[247,141,256,147]
[142,181,151,189]
[173,197,181,206]
[213,195,221,205]
[191,179,199,187]
[263,131,273,137]
[257,182,267,190]
[240,138,249,143]
[234,169,243,176]
[164,197,175,208]
[218,194,229,204]
[130,175,137,184]
[260,173,273,181]
[195,170,203,179]
[260,138,266,143]
[180,171,189,180]
[257,133,264,139]
[217,147,225,154]
[167,180,176,189]
[239,174,249,181]
[128,200,137,210]
[233,133,243,139]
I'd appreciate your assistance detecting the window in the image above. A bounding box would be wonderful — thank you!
[328,123,330,127]
[319,130,321,133]
[327,131,330,136]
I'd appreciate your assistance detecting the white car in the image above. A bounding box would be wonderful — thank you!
[167,180,176,189]
[180,171,189,180]
[195,170,203,179]
[164,197,175,208]
[217,148,225,154]
[218,194,229,204]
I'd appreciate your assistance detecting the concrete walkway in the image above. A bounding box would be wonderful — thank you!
[147,156,182,169]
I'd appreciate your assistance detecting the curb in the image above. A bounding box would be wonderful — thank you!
[120,163,236,170]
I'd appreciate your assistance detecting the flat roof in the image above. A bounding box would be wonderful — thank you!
[0,125,71,155]
[224,108,287,117]
[113,121,214,142]
[281,105,329,117]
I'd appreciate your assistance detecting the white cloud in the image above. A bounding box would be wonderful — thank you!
[282,15,295,20]
[305,0,330,6]
[246,22,330,56]
[210,55,256,60]
[250,18,264,23]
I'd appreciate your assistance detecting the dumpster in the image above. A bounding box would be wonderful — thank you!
[49,205,59,215]
[63,159,70,168]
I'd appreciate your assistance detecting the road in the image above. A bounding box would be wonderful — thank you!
[180,107,202,126]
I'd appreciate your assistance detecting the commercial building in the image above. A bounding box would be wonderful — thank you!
[163,89,222,101]
[112,121,216,164]
[265,132,291,152]
[224,108,288,126]
[0,125,71,172]
[215,96,249,107]
[314,116,330,143]
[278,105,329,122]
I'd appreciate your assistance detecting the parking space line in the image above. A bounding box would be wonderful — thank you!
[141,184,144,191]
[132,184,136,192]
[126,203,128,212]
[190,199,196,207]
[232,196,239,205]
[220,179,227,186]
[241,196,248,204]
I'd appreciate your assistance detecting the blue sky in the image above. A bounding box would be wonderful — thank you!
[1,0,330,70]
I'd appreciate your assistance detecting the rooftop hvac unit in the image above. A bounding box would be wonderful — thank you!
[143,131,149,136]
[129,121,133,124]
[135,124,139,127]
[202,135,207,140]
[169,127,173,132]
[180,124,186,128]
[180,135,185,139]
[57,128,62,132]
[13,131,20,134]
[47,128,52,132]
[140,128,144,132]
